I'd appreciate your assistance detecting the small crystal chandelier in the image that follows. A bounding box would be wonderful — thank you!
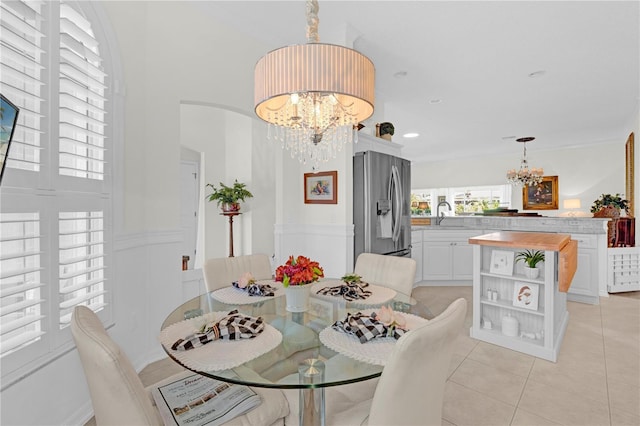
[254,0,375,169]
[506,137,544,186]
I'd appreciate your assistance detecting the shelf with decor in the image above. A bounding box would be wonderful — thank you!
[469,231,577,362]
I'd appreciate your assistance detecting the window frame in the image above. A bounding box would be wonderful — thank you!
[0,0,115,387]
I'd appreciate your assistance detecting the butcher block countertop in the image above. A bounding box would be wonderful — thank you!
[469,231,577,292]
[469,231,571,251]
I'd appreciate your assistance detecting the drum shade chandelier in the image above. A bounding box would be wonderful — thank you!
[506,137,544,186]
[254,0,375,169]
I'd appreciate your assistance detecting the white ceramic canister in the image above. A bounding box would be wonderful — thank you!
[502,314,519,337]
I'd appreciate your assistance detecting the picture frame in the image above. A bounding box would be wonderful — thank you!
[626,132,634,218]
[489,250,514,276]
[523,175,559,210]
[512,282,539,310]
[0,94,20,185]
[304,170,338,204]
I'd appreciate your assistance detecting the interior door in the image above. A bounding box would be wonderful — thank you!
[180,160,199,269]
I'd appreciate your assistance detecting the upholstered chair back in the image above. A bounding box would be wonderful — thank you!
[367,298,467,425]
[203,254,273,292]
[71,305,161,425]
[354,253,416,296]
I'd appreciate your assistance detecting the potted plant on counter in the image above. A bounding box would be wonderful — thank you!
[206,180,253,213]
[590,193,629,218]
[515,249,545,279]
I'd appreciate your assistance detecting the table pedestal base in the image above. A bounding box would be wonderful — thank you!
[300,387,325,426]
[298,359,325,426]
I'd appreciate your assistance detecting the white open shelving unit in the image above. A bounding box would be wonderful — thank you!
[469,233,571,362]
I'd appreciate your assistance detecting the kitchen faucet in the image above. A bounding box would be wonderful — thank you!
[436,201,452,225]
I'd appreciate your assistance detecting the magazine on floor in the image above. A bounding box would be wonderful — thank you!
[151,372,261,426]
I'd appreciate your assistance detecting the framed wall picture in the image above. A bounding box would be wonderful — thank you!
[523,176,559,210]
[490,250,514,276]
[304,170,338,204]
[512,282,539,310]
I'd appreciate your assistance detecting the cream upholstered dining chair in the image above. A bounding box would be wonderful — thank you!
[353,253,417,296]
[203,253,273,292]
[326,298,467,426]
[71,305,289,425]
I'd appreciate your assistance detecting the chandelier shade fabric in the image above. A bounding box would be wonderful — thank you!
[253,0,375,168]
[254,43,375,126]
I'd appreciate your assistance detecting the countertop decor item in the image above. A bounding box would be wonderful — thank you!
[590,193,629,217]
[206,180,253,213]
[254,0,375,170]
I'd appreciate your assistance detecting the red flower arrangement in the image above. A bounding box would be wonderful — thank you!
[275,255,324,287]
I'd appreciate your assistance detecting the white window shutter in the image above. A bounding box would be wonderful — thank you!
[58,210,106,326]
[0,0,45,172]
[0,0,112,378]
[0,212,44,356]
[58,1,106,181]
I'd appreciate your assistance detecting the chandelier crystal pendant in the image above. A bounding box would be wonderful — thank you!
[254,0,375,169]
[506,137,544,186]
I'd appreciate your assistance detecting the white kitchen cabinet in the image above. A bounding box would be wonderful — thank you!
[411,230,423,283]
[469,232,572,362]
[422,230,482,282]
[567,233,600,304]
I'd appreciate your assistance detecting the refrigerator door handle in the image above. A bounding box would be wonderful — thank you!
[389,165,403,243]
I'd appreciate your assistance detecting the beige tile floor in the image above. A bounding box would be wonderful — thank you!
[89,286,640,426]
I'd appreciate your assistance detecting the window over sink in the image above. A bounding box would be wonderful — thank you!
[411,185,512,216]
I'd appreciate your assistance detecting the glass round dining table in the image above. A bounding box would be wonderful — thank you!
[160,281,433,425]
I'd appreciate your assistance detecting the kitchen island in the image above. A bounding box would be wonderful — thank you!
[468,231,577,362]
[411,216,609,304]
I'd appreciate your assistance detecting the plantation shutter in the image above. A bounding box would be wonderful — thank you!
[58,1,106,180]
[0,212,44,356]
[0,0,45,172]
[58,210,106,326]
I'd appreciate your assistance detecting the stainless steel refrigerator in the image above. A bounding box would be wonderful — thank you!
[353,150,411,264]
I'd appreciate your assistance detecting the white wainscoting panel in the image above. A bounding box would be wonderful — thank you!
[274,223,355,279]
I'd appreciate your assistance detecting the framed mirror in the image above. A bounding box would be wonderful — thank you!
[626,132,634,217]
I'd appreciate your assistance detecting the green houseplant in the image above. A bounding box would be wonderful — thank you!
[206,180,253,213]
[515,249,545,279]
[590,193,629,217]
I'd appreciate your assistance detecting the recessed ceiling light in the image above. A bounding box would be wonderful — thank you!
[528,70,546,78]
[429,99,442,104]
[393,71,408,78]
[403,133,419,138]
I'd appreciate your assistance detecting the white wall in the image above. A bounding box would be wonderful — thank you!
[1,1,635,424]
[412,141,627,217]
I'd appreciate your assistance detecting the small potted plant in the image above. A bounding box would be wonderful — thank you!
[590,193,629,218]
[515,249,545,279]
[206,180,253,213]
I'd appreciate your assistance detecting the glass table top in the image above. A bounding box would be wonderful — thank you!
[161,281,433,389]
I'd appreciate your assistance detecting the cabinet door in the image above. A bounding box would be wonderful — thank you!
[423,241,452,280]
[412,242,423,283]
[569,249,597,296]
[451,242,474,280]
[568,234,599,304]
